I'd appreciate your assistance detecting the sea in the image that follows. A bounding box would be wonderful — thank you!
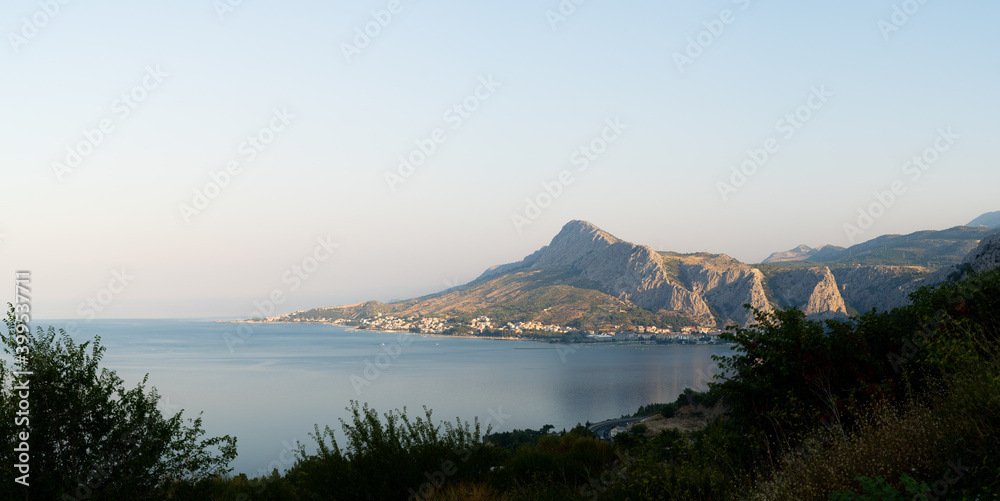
[40,319,731,475]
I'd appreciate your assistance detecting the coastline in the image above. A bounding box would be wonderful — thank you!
[217,319,729,346]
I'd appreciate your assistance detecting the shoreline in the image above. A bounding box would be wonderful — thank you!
[218,319,731,346]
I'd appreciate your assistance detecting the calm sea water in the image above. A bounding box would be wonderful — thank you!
[44,319,731,475]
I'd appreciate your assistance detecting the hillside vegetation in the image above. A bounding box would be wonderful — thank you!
[780,226,995,269]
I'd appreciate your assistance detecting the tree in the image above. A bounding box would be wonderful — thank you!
[0,305,237,500]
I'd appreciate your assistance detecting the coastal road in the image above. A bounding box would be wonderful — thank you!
[588,416,647,440]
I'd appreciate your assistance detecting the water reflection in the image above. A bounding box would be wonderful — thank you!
[54,319,731,474]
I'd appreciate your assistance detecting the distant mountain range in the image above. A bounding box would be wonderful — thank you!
[969,211,1000,229]
[762,225,992,269]
[270,212,1000,331]
[762,245,844,263]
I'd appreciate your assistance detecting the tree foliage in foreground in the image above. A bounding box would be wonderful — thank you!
[0,305,237,500]
[284,400,500,500]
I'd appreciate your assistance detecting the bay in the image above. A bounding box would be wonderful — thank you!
[46,319,731,475]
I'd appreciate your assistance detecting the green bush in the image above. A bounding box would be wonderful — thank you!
[491,433,616,494]
[829,475,930,501]
[604,422,740,500]
[285,401,500,500]
[0,305,237,500]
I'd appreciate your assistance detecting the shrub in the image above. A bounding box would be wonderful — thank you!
[829,475,930,501]
[491,433,616,495]
[0,305,237,500]
[286,401,500,500]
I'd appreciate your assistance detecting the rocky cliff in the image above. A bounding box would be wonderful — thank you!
[506,222,1000,326]
[504,221,846,326]
[285,221,1000,330]
[963,231,1000,273]
[680,263,771,326]
[526,221,715,325]
[770,267,849,320]
[831,265,929,313]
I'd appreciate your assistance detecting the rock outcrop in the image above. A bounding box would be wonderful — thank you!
[770,267,849,320]
[831,265,928,313]
[962,230,1000,273]
[528,221,715,325]
[681,264,771,326]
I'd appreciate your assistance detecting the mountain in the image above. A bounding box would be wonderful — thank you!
[812,226,994,268]
[963,230,1000,272]
[914,229,1000,286]
[273,221,1000,331]
[763,244,844,263]
[969,211,1000,229]
[761,226,995,270]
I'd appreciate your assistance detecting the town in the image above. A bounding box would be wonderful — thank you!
[258,313,729,345]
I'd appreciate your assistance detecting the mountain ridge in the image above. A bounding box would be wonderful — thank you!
[271,218,1000,332]
[969,210,1000,229]
[763,244,845,263]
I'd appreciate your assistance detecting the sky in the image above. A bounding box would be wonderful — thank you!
[1,0,998,319]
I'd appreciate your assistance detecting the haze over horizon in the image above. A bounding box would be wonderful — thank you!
[2,0,998,319]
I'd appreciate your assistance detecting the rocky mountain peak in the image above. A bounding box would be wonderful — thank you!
[553,220,618,246]
[291,218,1000,333]
[474,221,618,281]
[533,220,619,269]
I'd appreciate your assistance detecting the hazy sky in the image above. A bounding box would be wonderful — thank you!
[2,0,997,319]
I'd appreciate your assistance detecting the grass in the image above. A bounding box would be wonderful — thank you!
[748,329,1000,500]
[748,400,947,500]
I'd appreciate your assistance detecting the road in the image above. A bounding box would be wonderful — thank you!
[588,416,647,440]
